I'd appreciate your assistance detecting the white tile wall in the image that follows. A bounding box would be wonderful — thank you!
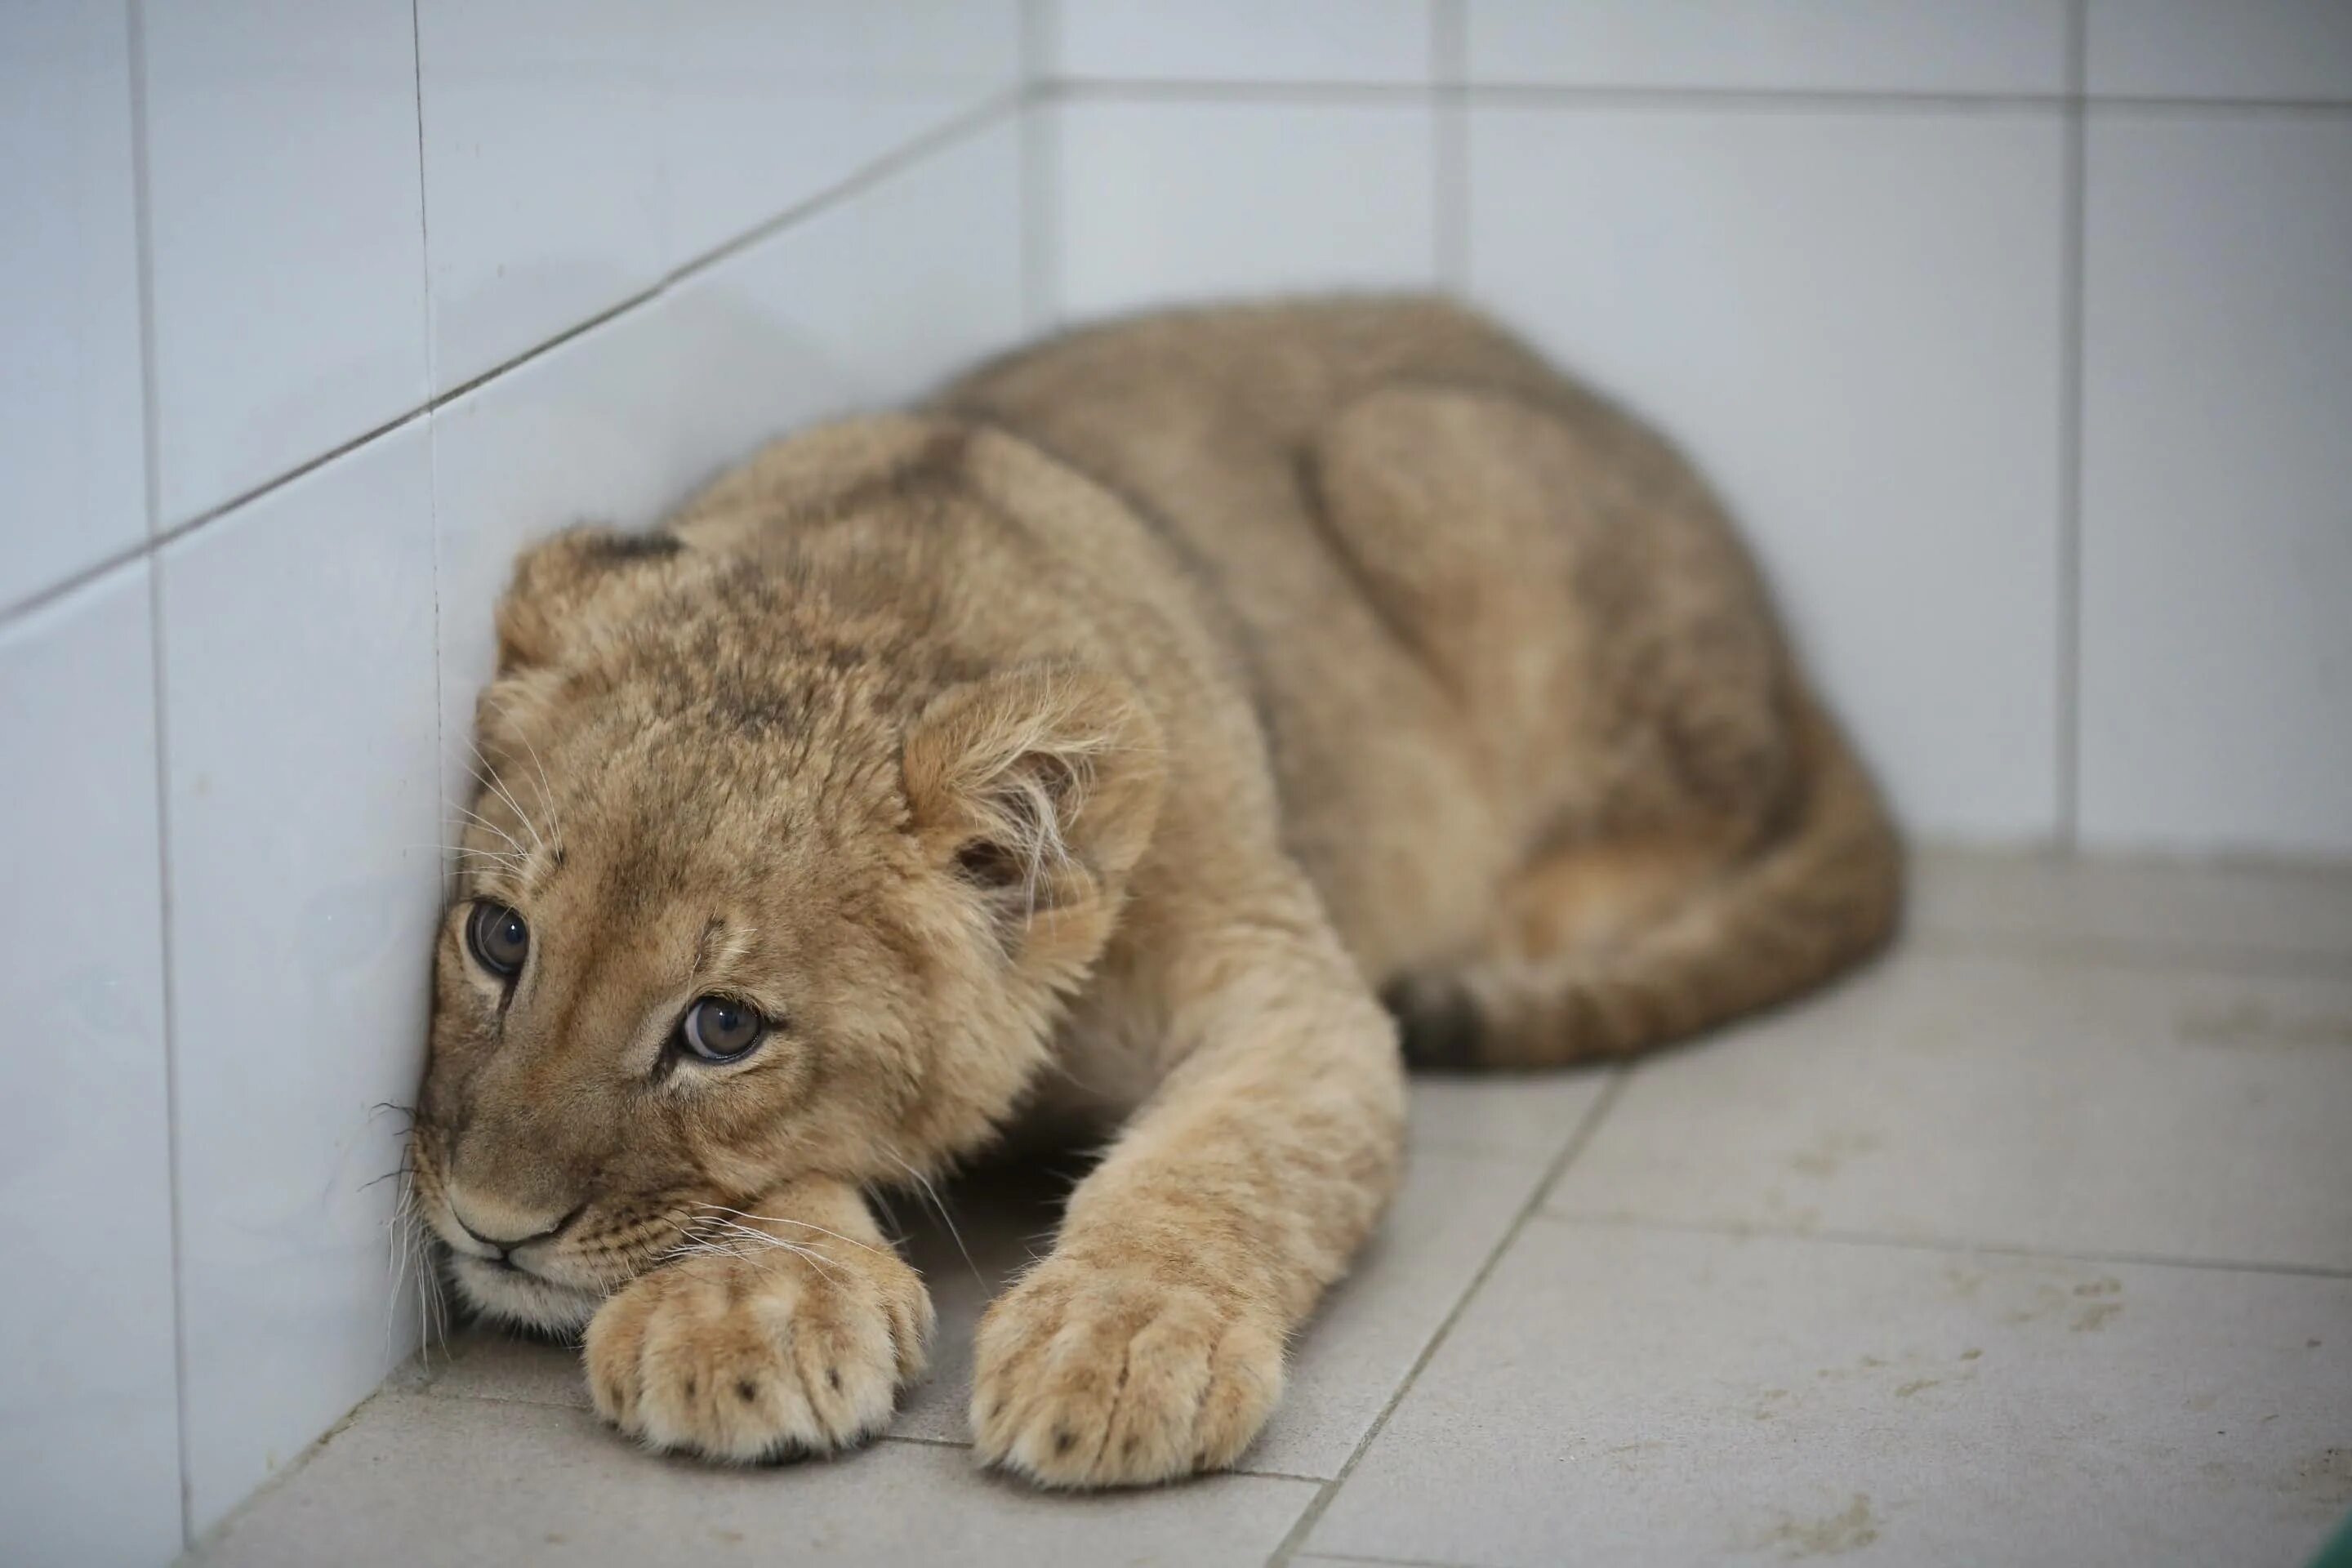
[2078,114,2352,858]
[2086,0,2352,101]
[159,425,444,1535]
[1463,0,2070,95]
[9,2,2352,1558]
[7,7,1031,1557]
[666,117,1029,463]
[142,0,429,524]
[665,1,1021,265]
[0,2,145,611]
[434,114,1027,817]
[1052,0,1434,83]
[417,1,1024,394]
[429,301,686,820]
[1052,100,1437,318]
[1467,106,2067,840]
[0,564,184,1568]
[414,0,670,393]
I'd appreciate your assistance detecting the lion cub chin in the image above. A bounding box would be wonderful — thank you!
[407,297,1899,1489]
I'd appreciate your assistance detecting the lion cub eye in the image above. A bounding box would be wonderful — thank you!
[679,996,765,1063]
[466,902,530,978]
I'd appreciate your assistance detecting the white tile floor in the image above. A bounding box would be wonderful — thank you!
[185,849,2352,1568]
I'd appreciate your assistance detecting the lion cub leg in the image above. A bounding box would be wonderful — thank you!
[584,1174,933,1463]
[971,892,1406,1487]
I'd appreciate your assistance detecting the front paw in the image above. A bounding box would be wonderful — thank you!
[970,1258,1285,1487]
[583,1241,933,1463]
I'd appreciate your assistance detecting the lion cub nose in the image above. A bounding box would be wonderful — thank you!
[445,1190,580,1254]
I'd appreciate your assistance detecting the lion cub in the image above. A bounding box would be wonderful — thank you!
[408,297,1899,1488]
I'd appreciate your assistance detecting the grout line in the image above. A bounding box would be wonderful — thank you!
[657,87,1024,300]
[1055,78,2073,113]
[2084,94,2352,117]
[0,90,1023,635]
[2055,0,2087,847]
[125,0,195,1547]
[1290,1552,1493,1568]
[1534,1211,2352,1281]
[409,0,435,394]
[1265,1071,1634,1568]
[1050,77,2352,116]
[410,0,450,918]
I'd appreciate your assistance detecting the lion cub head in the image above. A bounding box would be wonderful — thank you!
[409,424,1162,1333]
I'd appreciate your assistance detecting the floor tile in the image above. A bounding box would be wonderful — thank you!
[1912,845,2352,969]
[892,1148,1552,1478]
[189,1393,1316,1567]
[1310,1223,2352,1568]
[406,1325,586,1411]
[1547,944,2352,1269]
[1406,1069,1615,1161]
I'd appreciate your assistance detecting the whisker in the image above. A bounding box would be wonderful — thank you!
[466,737,548,858]
[885,1154,983,1290]
[689,1203,890,1259]
[702,1218,849,1285]
[448,802,528,861]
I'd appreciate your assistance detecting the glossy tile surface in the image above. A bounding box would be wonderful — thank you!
[1052,100,1437,320]
[142,0,428,523]
[427,298,685,820]
[0,0,145,608]
[0,564,184,1568]
[1053,0,1434,84]
[1464,0,2069,94]
[664,1,1020,265]
[2086,0,2352,100]
[1469,105,2065,840]
[2078,114,2352,858]
[664,117,1026,464]
[415,0,670,392]
[162,425,443,1535]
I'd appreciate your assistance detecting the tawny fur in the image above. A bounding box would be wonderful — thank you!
[408,297,1900,1490]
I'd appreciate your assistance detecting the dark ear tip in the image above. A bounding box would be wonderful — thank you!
[953,839,1027,889]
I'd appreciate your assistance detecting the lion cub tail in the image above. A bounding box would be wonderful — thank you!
[1392,688,1904,1070]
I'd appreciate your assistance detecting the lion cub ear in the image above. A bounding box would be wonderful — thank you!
[495,525,684,673]
[903,665,1165,933]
